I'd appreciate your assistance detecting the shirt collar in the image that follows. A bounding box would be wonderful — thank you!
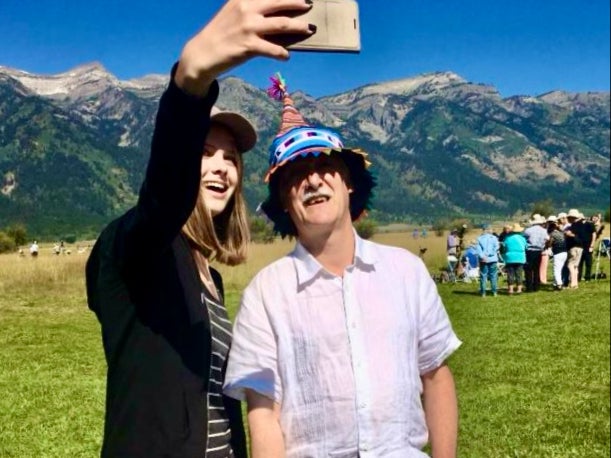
[292,230,379,286]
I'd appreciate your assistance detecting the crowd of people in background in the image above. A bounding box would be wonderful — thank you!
[446,209,608,295]
[18,240,89,257]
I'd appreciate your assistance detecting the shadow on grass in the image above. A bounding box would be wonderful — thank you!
[450,290,482,296]
[449,289,520,296]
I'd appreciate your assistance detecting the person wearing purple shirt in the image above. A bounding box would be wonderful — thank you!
[523,214,550,292]
[447,230,460,256]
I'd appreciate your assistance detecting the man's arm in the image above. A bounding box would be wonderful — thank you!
[245,389,285,458]
[421,363,458,458]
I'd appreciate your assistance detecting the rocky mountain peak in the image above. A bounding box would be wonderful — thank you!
[367,71,466,95]
[0,61,119,99]
[65,61,109,75]
[321,71,500,109]
[350,71,465,97]
[538,90,611,110]
[121,73,169,99]
[0,62,608,234]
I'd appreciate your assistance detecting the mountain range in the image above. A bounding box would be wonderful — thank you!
[0,62,609,237]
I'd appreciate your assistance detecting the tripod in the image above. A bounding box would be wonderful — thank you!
[593,238,610,280]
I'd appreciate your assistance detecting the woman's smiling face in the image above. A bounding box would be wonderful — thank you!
[200,124,240,217]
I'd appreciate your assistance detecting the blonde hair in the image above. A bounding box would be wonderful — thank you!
[181,153,250,266]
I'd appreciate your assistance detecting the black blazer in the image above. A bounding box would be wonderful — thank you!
[86,70,247,458]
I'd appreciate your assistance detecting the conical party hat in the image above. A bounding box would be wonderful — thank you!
[265,73,345,175]
[267,73,309,135]
[261,73,377,238]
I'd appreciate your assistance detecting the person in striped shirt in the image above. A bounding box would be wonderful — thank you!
[86,1,317,456]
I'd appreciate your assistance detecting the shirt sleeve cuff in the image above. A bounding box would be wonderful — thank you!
[419,334,462,375]
[224,379,280,403]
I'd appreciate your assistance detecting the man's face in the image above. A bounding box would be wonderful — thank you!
[200,124,240,217]
[278,154,353,237]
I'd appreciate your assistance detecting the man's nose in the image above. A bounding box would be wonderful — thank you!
[305,171,323,188]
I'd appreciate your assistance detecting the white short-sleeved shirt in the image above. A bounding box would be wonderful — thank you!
[224,234,461,458]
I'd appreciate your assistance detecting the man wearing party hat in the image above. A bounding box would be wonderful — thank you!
[224,74,461,458]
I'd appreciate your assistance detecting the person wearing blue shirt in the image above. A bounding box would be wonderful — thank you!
[523,214,550,291]
[502,223,528,294]
[476,225,500,297]
[463,243,479,269]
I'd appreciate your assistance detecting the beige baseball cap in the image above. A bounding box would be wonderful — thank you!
[210,106,257,153]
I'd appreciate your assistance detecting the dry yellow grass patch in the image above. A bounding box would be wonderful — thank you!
[215,231,452,292]
[0,231,453,301]
[0,248,87,294]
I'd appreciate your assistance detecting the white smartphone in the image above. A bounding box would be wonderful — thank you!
[270,0,361,53]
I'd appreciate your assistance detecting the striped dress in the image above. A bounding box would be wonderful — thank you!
[203,289,235,457]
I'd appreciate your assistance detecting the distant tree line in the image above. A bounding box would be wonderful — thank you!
[0,223,80,254]
[0,223,28,254]
[248,214,379,243]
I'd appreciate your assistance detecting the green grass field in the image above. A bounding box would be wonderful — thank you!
[0,233,609,457]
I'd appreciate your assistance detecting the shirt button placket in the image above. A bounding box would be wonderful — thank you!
[344,270,370,455]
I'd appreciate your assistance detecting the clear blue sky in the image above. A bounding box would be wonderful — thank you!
[1,0,609,98]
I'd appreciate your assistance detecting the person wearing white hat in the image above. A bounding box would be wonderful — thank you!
[538,215,557,285]
[546,218,568,290]
[555,212,571,285]
[523,214,549,291]
[573,212,597,283]
[564,209,593,287]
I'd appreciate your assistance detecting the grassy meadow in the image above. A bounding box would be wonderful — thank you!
[0,232,609,457]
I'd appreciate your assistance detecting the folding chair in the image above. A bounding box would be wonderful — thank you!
[600,237,610,257]
[462,262,480,283]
